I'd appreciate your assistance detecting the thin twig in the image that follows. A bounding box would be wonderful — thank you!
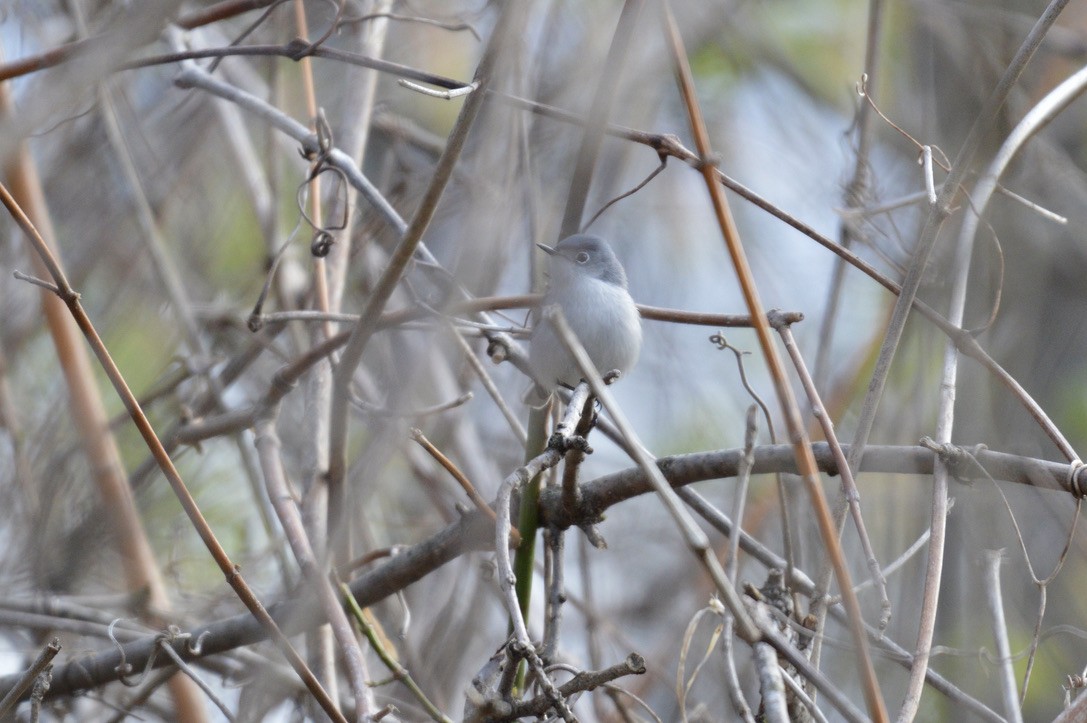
[340,12,481,40]
[0,638,60,717]
[752,619,789,723]
[661,4,886,718]
[353,391,472,419]
[710,334,800,615]
[677,604,722,722]
[253,419,370,720]
[921,145,937,205]
[156,637,238,722]
[494,448,576,721]
[410,428,520,546]
[721,615,755,723]
[494,655,647,721]
[727,405,757,585]
[560,386,597,519]
[982,551,1023,723]
[853,527,931,594]
[541,528,565,661]
[398,78,478,98]
[775,319,890,628]
[780,669,831,723]
[447,326,527,445]
[11,270,60,294]
[581,156,667,233]
[340,582,453,723]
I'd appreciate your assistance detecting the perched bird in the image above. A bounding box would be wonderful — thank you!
[528,234,642,403]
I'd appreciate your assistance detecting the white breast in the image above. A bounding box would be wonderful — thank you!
[530,275,642,390]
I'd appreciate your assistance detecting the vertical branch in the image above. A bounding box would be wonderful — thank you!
[896,8,1076,720]
[774,319,890,627]
[727,404,757,579]
[982,551,1023,723]
[291,0,344,704]
[253,419,372,721]
[326,0,394,310]
[557,0,646,237]
[326,0,517,556]
[494,448,576,721]
[514,404,550,630]
[292,0,331,321]
[813,0,885,392]
[723,406,758,723]
[299,2,394,709]
[517,384,588,638]
[660,5,887,720]
[541,527,565,661]
[751,609,789,723]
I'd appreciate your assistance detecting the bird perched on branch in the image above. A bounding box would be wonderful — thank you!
[527,234,642,404]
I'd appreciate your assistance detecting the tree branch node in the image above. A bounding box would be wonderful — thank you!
[1067,459,1086,498]
[919,436,988,482]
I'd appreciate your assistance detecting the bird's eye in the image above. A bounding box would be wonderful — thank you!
[575,251,590,263]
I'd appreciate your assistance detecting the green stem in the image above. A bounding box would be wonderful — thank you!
[511,403,550,693]
[514,404,550,623]
[340,583,452,723]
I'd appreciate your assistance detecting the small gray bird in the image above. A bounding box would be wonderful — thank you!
[528,234,642,404]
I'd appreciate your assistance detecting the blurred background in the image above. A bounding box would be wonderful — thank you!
[1,0,1087,720]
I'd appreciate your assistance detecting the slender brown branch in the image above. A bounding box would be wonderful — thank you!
[176,0,281,29]
[660,4,887,719]
[774,318,890,628]
[410,428,520,546]
[0,183,346,723]
[0,638,60,718]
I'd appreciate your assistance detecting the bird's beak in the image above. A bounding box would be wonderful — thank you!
[536,243,556,255]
